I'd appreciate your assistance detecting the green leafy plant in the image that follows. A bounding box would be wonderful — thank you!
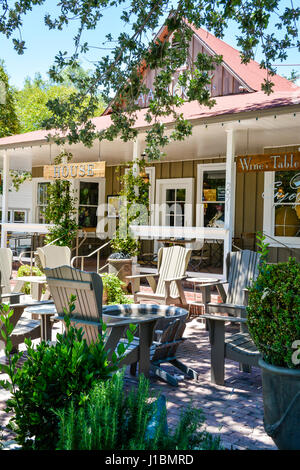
[111,158,150,258]
[0,61,20,138]
[101,273,133,305]
[247,233,300,368]
[43,151,79,247]
[0,295,136,450]
[110,233,140,259]
[56,370,222,450]
[16,265,44,294]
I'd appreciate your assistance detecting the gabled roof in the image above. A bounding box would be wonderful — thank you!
[103,20,299,115]
[188,22,298,93]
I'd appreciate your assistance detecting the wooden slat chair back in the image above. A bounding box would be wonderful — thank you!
[156,245,192,298]
[37,246,71,270]
[44,266,153,375]
[226,250,260,306]
[204,249,261,320]
[128,245,192,307]
[151,318,186,364]
[44,265,103,345]
[0,248,13,294]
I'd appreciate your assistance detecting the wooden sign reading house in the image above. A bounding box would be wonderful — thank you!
[237,152,300,173]
[43,161,105,180]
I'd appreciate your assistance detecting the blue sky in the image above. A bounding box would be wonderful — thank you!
[1,0,299,89]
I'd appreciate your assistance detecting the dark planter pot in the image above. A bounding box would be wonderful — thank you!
[108,257,133,291]
[259,357,300,450]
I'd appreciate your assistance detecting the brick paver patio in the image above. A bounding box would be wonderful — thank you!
[0,282,276,450]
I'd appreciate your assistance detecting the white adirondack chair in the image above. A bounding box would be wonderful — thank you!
[37,245,71,269]
[127,245,192,307]
[0,248,22,303]
[35,246,71,301]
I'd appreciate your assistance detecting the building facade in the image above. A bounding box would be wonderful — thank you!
[0,23,299,277]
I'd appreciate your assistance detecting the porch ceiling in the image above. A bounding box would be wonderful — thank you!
[0,110,299,169]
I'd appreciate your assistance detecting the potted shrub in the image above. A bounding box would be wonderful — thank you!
[108,234,140,292]
[247,236,300,450]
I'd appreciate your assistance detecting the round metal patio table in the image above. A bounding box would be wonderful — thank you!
[24,303,57,342]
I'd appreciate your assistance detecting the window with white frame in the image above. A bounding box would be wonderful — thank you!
[0,209,28,223]
[36,182,50,223]
[263,170,300,244]
[197,163,226,228]
[155,178,194,227]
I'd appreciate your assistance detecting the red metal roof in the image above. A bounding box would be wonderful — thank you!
[0,89,299,148]
[189,23,298,93]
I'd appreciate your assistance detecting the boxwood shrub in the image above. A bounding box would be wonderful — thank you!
[247,257,300,368]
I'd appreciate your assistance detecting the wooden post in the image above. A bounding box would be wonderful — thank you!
[223,129,236,276]
[1,151,10,248]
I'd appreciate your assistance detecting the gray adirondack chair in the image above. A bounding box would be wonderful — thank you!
[201,250,261,318]
[147,317,199,386]
[202,314,260,385]
[44,265,160,375]
[127,245,192,307]
[201,250,261,385]
[105,304,198,386]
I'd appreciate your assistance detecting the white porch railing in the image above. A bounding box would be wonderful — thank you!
[130,225,228,240]
[130,225,229,279]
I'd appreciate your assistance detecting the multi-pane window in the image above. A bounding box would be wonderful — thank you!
[273,171,300,237]
[78,182,99,228]
[165,188,186,227]
[13,210,27,223]
[201,170,226,227]
[0,210,27,223]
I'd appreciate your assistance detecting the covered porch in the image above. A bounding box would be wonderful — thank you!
[0,104,299,278]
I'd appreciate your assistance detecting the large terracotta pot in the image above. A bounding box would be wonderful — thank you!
[259,358,300,450]
[107,257,133,292]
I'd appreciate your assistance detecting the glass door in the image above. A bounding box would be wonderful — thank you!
[156,179,194,228]
[78,182,99,229]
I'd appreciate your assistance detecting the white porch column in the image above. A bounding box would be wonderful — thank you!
[1,151,10,248]
[223,129,236,275]
[132,139,141,183]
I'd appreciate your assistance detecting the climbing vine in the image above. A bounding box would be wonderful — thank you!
[43,150,79,247]
[111,157,150,257]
